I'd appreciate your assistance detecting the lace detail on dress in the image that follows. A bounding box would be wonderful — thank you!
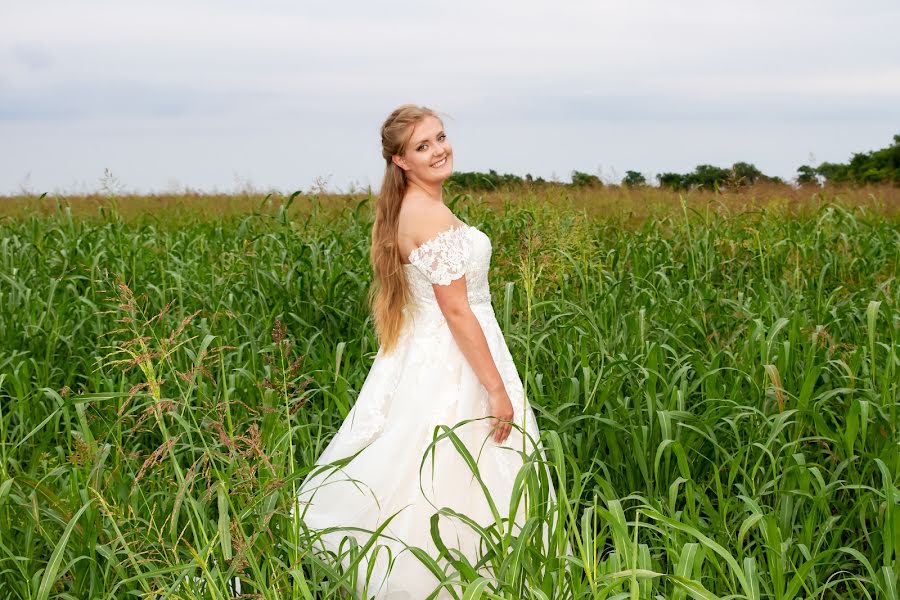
[408,224,471,286]
[405,224,493,308]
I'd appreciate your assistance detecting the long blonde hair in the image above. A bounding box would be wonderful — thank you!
[368,104,443,354]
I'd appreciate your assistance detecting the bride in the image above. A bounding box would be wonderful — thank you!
[294,104,560,599]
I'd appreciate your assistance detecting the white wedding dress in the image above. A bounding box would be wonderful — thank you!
[294,221,558,599]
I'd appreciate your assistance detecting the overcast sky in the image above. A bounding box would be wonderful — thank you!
[2,0,899,195]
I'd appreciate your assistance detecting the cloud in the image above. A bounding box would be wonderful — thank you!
[0,0,899,193]
[0,79,302,121]
[11,42,53,71]
[477,88,900,125]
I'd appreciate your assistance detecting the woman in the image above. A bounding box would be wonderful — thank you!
[295,104,558,599]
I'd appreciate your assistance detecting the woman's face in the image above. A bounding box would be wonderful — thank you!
[392,115,453,186]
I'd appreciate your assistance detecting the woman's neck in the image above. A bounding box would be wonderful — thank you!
[406,178,443,203]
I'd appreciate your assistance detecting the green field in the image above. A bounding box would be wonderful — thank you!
[1,186,899,598]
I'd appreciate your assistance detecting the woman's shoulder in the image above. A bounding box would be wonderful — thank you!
[397,199,462,246]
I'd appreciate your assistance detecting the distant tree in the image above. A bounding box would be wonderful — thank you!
[622,170,647,187]
[815,161,852,185]
[796,165,819,185]
[658,172,685,190]
[445,171,495,191]
[685,164,731,190]
[445,169,525,191]
[433,134,900,193]
[729,162,763,186]
[497,170,525,187]
[570,170,603,187]
[811,134,900,186]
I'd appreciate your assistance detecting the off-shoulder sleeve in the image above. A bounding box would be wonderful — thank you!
[408,224,470,285]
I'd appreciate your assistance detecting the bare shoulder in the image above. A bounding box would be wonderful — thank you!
[397,199,463,261]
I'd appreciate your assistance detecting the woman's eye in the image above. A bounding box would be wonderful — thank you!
[418,135,445,151]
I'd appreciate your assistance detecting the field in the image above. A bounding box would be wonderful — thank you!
[1,185,899,598]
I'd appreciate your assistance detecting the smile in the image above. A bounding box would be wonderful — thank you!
[431,157,448,168]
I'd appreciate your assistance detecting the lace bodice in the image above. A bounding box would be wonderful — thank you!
[404,223,493,307]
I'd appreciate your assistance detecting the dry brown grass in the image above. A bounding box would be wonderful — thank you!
[477,182,900,225]
[1,182,898,226]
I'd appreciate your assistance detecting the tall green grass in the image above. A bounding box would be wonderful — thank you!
[0,191,897,598]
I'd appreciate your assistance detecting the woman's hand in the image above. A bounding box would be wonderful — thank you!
[487,387,514,443]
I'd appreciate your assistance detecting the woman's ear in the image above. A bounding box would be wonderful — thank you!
[392,154,409,171]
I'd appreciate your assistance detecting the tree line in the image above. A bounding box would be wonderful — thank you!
[444,133,900,191]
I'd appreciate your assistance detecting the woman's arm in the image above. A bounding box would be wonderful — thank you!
[435,280,514,443]
[434,279,503,393]
[407,207,514,443]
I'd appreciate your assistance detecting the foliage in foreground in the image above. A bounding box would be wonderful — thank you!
[0,191,898,598]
